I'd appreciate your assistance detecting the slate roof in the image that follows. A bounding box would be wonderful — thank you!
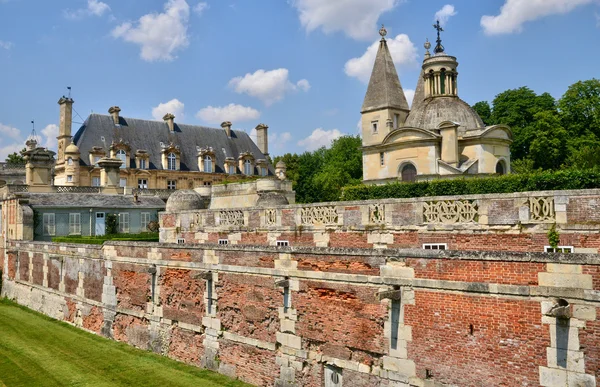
[72,114,272,175]
[27,193,165,209]
[361,39,410,113]
[410,70,425,111]
[404,97,485,131]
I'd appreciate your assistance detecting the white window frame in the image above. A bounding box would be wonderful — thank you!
[92,177,101,187]
[218,239,229,245]
[116,149,127,169]
[138,179,148,189]
[544,246,574,253]
[119,178,127,188]
[139,158,147,170]
[177,238,185,245]
[167,152,177,171]
[204,155,213,173]
[141,212,150,231]
[228,165,236,175]
[43,213,56,236]
[244,159,253,175]
[167,180,177,190]
[69,213,81,235]
[67,175,73,183]
[423,243,447,250]
[118,213,130,234]
[276,240,289,247]
[93,156,101,166]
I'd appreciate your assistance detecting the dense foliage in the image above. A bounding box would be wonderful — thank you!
[473,79,600,171]
[4,148,26,165]
[52,233,159,245]
[273,135,362,203]
[342,169,600,201]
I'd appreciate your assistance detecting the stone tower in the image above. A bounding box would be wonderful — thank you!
[360,25,410,147]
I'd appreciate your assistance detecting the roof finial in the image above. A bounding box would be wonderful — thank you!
[379,24,387,40]
[424,38,431,58]
[433,20,445,54]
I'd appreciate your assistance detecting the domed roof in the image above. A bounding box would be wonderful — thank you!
[165,190,205,212]
[256,192,289,207]
[65,143,80,153]
[276,160,286,168]
[405,97,484,130]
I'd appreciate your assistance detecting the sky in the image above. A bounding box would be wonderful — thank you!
[0,0,599,160]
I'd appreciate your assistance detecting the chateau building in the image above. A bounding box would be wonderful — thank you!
[53,98,275,191]
[361,24,513,184]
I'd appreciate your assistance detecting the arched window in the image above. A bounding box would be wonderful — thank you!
[496,160,506,175]
[440,68,446,95]
[67,157,73,166]
[401,164,417,182]
[203,155,213,173]
[116,150,127,169]
[244,159,253,175]
[167,153,177,170]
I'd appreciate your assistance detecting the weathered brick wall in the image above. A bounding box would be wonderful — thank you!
[1,238,599,387]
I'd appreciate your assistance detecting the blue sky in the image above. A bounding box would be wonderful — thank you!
[0,0,599,159]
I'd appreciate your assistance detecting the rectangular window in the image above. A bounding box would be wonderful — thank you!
[371,121,378,133]
[544,246,574,253]
[92,177,101,187]
[177,238,185,245]
[261,167,268,177]
[69,213,81,235]
[390,299,400,350]
[167,180,177,190]
[423,243,447,250]
[218,239,229,245]
[118,213,130,233]
[119,178,127,188]
[141,212,150,231]
[283,285,290,313]
[139,159,147,169]
[93,156,101,165]
[380,152,385,166]
[276,240,289,247]
[43,213,55,236]
[138,179,148,189]
[67,175,73,183]
[228,165,235,174]
[394,114,399,128]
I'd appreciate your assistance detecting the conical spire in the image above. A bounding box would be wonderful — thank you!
[361,26,410,113]
[411,69,425,111]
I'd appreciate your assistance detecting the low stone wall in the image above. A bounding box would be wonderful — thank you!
[1,240,599,386]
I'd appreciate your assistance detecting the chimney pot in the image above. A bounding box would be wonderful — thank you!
[221,121,232,138]
[255,123,269,156]
[163,113,175,132]
[108,106,121,125]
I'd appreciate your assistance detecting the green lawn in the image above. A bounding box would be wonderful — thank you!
[0,299,250,387]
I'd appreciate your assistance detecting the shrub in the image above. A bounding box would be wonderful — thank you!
[52,233,159,245]
[341,169,600,201]
[106,214,118,235]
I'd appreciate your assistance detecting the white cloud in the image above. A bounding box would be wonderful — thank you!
[112,0,191,62]
[41,124,59,150]
[196,104,260,124]
[297,128,343,151]
[0,143,23,161]
[229,69,310,106]
[64,0,111,19]
[0,123,21,141]
[435,5,457,27]
[291,0,400,41]
[344,33,418,83]
[481,0,594,35]
[404,89,415,107]
[152,99,185,121]
[193,2,209,15]
[0,40,13,50]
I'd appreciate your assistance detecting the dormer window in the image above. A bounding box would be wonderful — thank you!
[116,149,127,169]
[94,156,101,166]
[139,158,147,169]
[229,165,235,174]
[244,159,253,175]
[167,153,177,170]
[203,155,213,173]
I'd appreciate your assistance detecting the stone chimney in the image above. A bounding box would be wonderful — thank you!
[57,97,74,163]
[255,123,269,156]
[163,113,175,132]
[108,106,121,125]
[221,121,232,138]
[23,147,56,192]
[98,157,123,194]
[439,121,460,167]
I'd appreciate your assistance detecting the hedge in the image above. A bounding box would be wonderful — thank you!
[341,169,600,201]
[52,233,159,245]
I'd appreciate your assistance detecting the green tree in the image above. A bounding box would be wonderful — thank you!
[528,111,568,170]
[558,79,600,138]
[5,148,26,165]
[472,101,493,126]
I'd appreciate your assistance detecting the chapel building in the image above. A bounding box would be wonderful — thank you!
[53,99,278,191]
[361,24,512,184]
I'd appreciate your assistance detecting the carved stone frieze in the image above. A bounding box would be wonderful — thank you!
[423,200,478,224]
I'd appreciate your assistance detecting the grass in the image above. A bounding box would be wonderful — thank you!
[0,298,250,387]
